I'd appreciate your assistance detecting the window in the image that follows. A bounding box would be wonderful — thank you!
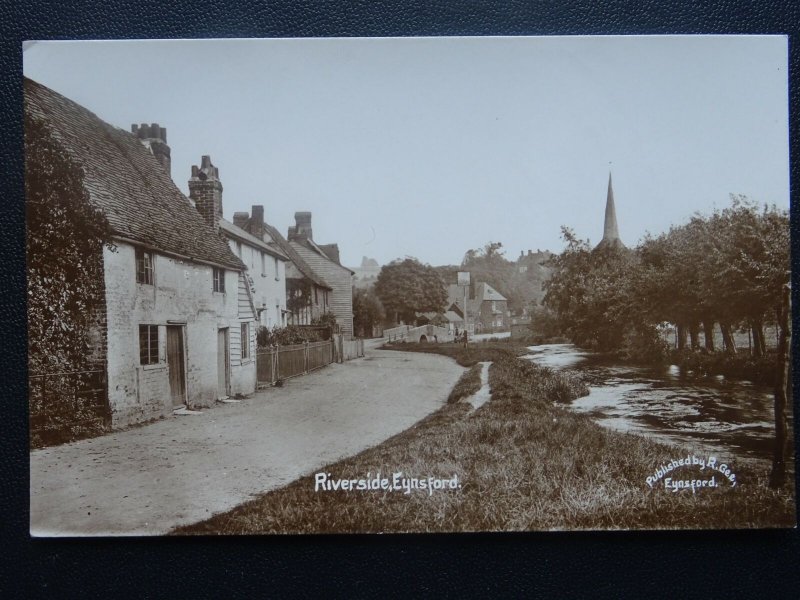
[314,287,318,304]
[236,241,243,258]
[213,267,225,293]
[241,322,250,360]
[139,325,159,365]
[135,248,154,285]
[261,252,267,276]
[274,256,280,281]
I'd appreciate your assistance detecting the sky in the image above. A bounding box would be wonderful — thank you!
[23,36,789,268]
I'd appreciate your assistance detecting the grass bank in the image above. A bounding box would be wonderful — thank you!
[173,343,795,534]
[447,364,483,404]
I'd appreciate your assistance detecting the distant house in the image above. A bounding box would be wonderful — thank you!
[234,205,333,327]
[287,212,355,338]
[418,310,464,334]
[25,78,257,428]
[470,282,509,332]
[445,281,508,333]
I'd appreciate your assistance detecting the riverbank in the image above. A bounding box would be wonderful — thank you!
[669,349,780,386]
[173,343,794,534]
[522,332,782,387]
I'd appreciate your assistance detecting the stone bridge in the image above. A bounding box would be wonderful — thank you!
[384,324,453,344]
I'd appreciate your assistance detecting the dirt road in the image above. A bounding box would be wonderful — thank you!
[30,348,463,536]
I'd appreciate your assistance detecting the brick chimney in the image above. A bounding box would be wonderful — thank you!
[132,123,171,176]
[251,205,265,237]
[233,211,249,229]
[188,156,223,231]
[288,211,313,241]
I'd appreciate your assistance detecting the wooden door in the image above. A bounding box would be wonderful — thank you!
[217,328,230,399]
[167,326,186,407]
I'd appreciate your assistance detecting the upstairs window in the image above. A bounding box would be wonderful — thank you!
[139,324,159,365]
[213,267,225,293]
[135,248,154,285]
[274,256,280,281]
[261,252,267,276]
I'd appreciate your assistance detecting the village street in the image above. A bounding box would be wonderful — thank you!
[30,347,463,536]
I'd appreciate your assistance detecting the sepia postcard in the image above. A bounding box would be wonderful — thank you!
[24,36,794,536]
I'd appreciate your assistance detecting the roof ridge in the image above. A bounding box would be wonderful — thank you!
[25,77,245,271]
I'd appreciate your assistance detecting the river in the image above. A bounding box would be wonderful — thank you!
[524,343,793,464]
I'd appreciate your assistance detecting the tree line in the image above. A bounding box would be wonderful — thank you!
[541,196,790,361]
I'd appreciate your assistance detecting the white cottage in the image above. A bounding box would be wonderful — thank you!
[25,77,258,428]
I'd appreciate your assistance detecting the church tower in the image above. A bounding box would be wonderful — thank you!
[596,172,625,250]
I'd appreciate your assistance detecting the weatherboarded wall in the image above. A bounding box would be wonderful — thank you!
[291,242,354,338]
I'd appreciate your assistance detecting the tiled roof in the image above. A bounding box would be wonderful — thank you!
[318,243,340,264]
[24,77,244,271]
[444,311,464,323]
[260,223,332,290]
[474,282,507,302]
[219,218,289,261]
[293,238,355,275]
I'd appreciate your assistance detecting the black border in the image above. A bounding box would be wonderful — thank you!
[3,1,799,596]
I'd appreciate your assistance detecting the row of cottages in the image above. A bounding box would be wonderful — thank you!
[25,78,260,427]
[184,155,290,330]
[232,208,355,338]
[446,282,510,333]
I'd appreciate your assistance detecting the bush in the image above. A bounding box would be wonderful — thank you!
[617,324,670,364]
[257,325,327,347]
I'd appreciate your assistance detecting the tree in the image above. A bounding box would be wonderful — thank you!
[26,113,117,443]
[543,227,665,359]
[26,113,115,375]
[374,258,448,324]
[286,278,313,319]
[352,286,385,337]
[634,197,789,356]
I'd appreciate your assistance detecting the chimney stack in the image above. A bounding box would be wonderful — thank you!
[233,211,249,229]
[251,205,265,237]
[289,211,313,241]
[188,155,223,231]
[131,123,171,176]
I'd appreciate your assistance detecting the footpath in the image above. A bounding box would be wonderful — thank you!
[30,348,463,536]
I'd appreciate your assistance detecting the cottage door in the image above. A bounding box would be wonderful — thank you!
[217,328,230,399]
[166,326,186,408]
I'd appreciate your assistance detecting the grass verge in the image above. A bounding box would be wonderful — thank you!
[447,364,483,404]
[172,343,795,534]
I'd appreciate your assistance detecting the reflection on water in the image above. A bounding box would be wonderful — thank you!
[525,344,793,463]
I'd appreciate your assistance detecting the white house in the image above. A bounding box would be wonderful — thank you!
[26,78,258,428]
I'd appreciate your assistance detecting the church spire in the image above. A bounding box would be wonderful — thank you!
[598,172,624,249]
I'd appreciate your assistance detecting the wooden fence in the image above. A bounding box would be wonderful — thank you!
[257,338,360,387]
[341,338,365,361]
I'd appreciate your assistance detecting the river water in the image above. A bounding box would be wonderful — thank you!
[524,343,793,463]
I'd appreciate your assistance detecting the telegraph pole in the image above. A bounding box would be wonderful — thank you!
[457,271,470,343]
